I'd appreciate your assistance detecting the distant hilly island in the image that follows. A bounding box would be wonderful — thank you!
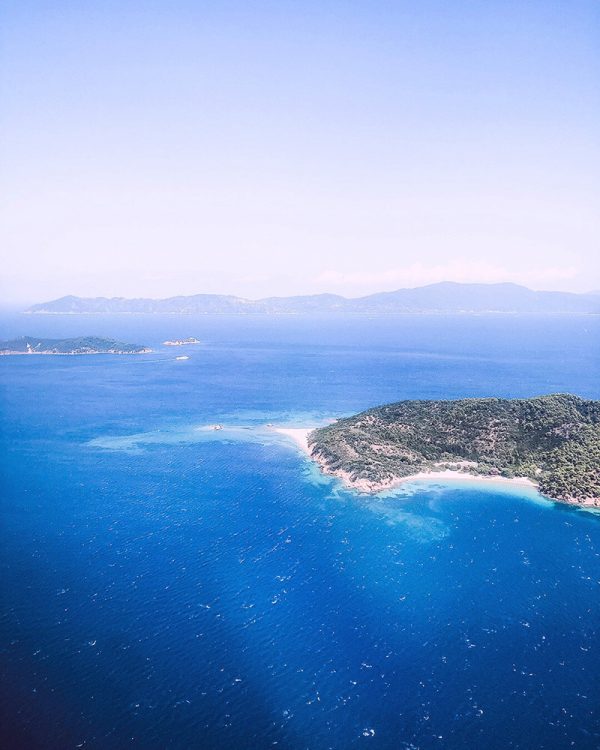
[24,283,600,315]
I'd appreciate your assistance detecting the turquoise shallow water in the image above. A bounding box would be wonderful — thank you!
[1,314,599,749]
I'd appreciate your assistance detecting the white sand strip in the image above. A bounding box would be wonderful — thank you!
[396,469,537,490]
[271,427,314,454]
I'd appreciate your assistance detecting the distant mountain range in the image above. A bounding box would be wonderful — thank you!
[24,283,600,315]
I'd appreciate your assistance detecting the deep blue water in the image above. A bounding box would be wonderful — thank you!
[1,314,599,749]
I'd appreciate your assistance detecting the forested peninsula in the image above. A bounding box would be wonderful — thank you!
[308,394,600,507]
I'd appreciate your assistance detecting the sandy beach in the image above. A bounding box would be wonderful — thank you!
[271,427,315,453]
[393,469,538,490]
[270,426,600,507]
[319,464,540,495]
[272,427,541,494]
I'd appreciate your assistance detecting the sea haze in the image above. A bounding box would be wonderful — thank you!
[1,314,599,749]
[23,282,600,314]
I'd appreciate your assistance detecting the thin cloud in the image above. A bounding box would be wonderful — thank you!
[314,261,580,292]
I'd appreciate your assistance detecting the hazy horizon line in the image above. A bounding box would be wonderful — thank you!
[10,280,599,308]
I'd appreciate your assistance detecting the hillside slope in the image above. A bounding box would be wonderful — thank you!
[309,394,600,505]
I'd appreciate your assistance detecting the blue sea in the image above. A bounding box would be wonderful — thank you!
[1,313,599,749]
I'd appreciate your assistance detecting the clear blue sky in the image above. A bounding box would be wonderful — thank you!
[2,0,599,302]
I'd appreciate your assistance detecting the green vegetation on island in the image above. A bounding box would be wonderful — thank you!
[0,336,151,355]
[308,394,600,506]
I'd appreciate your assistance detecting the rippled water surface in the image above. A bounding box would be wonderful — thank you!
[1,314,599,749]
